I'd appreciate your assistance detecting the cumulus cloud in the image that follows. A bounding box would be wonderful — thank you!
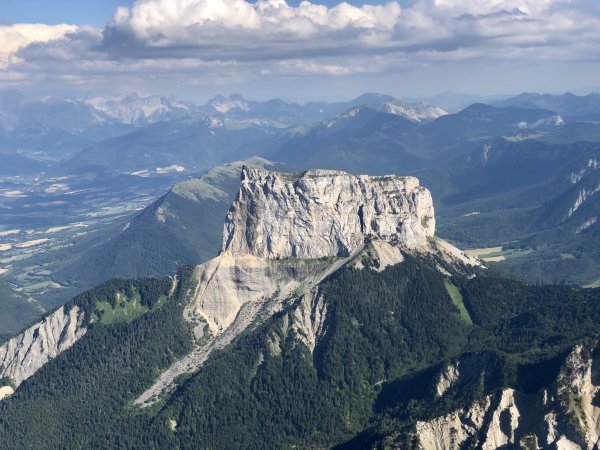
[109,0,400,39]
[1,0,600,96]
[422,0,557,15]
[100,0,600,62]
[99,0,402,61]
[0,24,77,68]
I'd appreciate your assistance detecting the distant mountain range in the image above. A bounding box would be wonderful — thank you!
[273,102,564,174]
[86,93,195,125]
[418,138,600,286]
[0,89,444,134]
[1,89,596,171]
[40,94,450,177]
[493,92,600,122]
[2,89,597,135]
[52,117,281,176]
[0,89,449,168]
[0,90,135,162]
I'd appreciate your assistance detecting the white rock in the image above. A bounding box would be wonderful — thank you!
[416,343,600,450]
[0,386,14,400]
[135,253,352,406]
[435,362,460,398]
[0,305,86,392]
[222,167,435,259]
[136,167,481,407]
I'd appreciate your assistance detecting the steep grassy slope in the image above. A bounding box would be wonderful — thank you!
[53,159,273,289]
[0,282,44,341]
[0,270,195,447]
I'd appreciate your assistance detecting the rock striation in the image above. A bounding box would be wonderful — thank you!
[222,167,435,259]
[0,306,86,389]
[416,344,600,450]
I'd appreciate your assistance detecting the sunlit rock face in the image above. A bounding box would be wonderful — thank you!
[416,344,600,450]
[0,305,86,388]
[136,166,438,406]
[222,167,435,259]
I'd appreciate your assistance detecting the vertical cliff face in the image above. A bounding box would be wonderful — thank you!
[222,167,435,259]
[0,306,86,388]
[136,167,445,406]
[415,344,600,450]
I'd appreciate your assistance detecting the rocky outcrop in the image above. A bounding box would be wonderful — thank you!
[290,288,329,352]
[170,157,272,204]
[0,165,471,409]
[134,250,361,407]
[137,167,440,406]
[0,386,14,400]
[222,167,435,259]
[0,306,86,391]
[415,344,600,450]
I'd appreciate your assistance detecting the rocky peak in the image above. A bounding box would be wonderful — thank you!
[221,167,435,259]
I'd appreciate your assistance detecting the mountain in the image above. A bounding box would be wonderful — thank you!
[318,101,447,129]
[204,94,252,115]
[87,93,196,125]
[344,92,396,106]
[494,92,600,122]
[1,166,600,448]
[0,90,451,169]
[52,158,274,291]
[539,121,600,145]
[0,282,44,342]
[0,154,46,176]
[424,103,564,140]
[55,117,282,176]
[403,92,512,110]
[200,92,402,127]
[372,100,448,123]
[272,106,427,173]
[0,89,135,161]
[0,90,105,133]
[198,92,449,130]
[417,139,600,286]
[0,166,473,443]
[61,93,429,177]
[273,103,563,174]
[2,95,589,317]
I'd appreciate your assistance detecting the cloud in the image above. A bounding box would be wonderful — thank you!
[98,0,600,62]
[421,0,557,15]
[109,0,400,39]
[0,23,77,68]
[1,0,600,97]
[99,0,402,61]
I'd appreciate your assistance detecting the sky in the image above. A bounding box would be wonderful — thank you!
[0,0,599,102]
